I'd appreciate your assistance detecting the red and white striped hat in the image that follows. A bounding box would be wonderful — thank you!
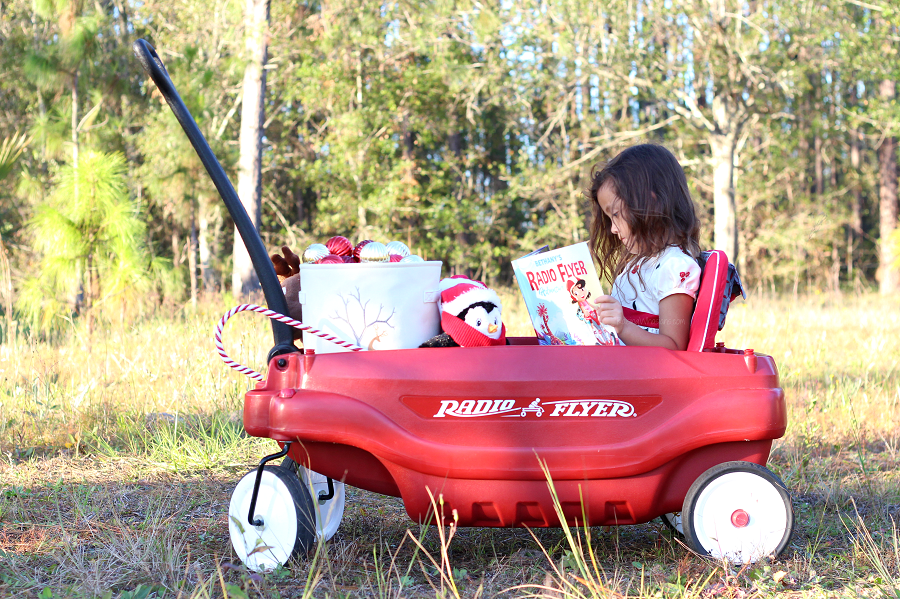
[438,275,501,317]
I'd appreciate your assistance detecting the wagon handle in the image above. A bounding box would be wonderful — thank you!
[132,39,297,359]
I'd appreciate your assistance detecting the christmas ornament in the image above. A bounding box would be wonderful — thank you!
[353,240,373,261]
[303,243,329,264]
[389,254,403,262]
[385,241,410,257]
[341,255,354,263]
[317,254,344,264]
[359,241,389,262]
[399,255,424,263]
[325,236,353,256]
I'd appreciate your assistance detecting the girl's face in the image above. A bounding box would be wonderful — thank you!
[596,182,635,253]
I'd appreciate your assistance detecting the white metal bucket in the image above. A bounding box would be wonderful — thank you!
[296,261,442,353]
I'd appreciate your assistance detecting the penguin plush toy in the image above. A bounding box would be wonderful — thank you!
[419,276,507,348]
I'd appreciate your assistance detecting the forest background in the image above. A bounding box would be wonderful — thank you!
[1,0,900,336]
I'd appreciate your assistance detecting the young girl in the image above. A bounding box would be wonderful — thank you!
[586,144,702,351]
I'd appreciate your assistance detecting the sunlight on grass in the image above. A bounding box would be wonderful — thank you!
[725,293,900,441]
[0,296,271,463]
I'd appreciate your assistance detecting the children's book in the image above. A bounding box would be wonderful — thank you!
[511,241,620,346]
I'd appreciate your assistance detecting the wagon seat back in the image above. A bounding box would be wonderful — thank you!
[687,249,746,351]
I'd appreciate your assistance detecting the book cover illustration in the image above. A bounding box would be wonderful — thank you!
[511,242,619,346]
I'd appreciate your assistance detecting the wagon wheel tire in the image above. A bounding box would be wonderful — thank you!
[660,512,683,536]
[228,465,316,572]
[282,456,299,474]
[682,461,794,564]
[282,457,346,542]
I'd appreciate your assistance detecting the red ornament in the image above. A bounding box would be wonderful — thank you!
[341,255,354,263]
[326,236,353,256]
[317,254,344,264]
[353,240,373,261]
[389,254,403,262]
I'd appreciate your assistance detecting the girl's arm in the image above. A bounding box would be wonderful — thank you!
[591,294,694,350]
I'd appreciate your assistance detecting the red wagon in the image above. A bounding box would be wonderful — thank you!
[134,39,793,572]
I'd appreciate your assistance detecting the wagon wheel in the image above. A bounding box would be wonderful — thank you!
[682,461,794,564]
[228,465,316,571]
[282,456,346,541]
[660,512,683,536]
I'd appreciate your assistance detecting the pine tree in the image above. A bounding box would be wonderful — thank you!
[16,152,154,334]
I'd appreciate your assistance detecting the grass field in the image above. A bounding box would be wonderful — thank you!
[1,291,899,598]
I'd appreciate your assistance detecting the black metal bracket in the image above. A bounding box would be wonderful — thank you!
[248,442,292,527]
[318,478,336,502]
[132,39,297,358]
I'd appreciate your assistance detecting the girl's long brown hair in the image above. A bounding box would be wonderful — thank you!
[586,144,700,286]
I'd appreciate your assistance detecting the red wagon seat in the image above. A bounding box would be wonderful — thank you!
[687,250,729,351]
[621,249,742,351]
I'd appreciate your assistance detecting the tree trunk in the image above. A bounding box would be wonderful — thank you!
[198,195,214,291]
[709,133,739,261]
[294,187,305,224]
[0,238,15,344]
[814,134,824,198]
[878,79,899,295]
[85,253,94,337]
[71,69,79,231]
[849,125,863,278]
[400,109,416,185]
[171,228,181,269]
[357,198,367,239]
[189,204,198,308]
[73,258,84,315]
[232,0,270,297]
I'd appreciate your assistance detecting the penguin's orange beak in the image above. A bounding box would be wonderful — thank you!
[488,324,498,334]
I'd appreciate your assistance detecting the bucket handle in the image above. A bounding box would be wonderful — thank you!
[215,304,363,381]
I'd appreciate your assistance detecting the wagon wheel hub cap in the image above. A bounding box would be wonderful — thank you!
[730,509,750,528]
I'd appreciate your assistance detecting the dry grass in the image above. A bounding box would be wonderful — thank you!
[1,291,899,598]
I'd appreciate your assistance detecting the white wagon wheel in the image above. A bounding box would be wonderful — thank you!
[682,461,794,564]
[661,512,683,535]
[228,465,316,571]
[282,456,346,542]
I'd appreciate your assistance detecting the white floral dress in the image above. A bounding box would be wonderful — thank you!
[611,245,701,334]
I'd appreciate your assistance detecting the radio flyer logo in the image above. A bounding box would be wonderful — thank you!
[401,396,661,420]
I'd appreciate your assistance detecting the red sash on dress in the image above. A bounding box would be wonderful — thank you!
[622,307,659,329]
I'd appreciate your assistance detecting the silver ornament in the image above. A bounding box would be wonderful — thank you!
[399,255,424,263]
[303,243,329,264]
[359,241,389,262]
[384,241,411,257]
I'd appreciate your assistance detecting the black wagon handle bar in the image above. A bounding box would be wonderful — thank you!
[132,39,296,358]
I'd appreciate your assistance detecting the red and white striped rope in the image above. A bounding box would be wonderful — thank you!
[214,303,362,381]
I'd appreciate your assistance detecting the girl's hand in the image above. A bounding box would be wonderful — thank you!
[590,295,625,334]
